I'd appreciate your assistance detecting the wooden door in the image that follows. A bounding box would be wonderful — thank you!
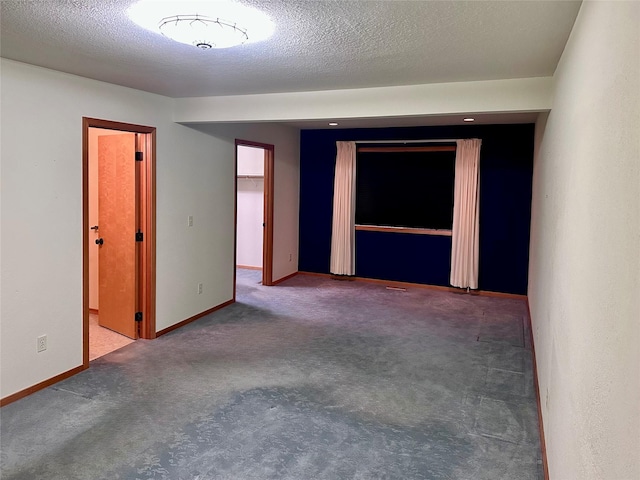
[97,134,137,339]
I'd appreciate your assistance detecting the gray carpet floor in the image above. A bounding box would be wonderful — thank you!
[1,269,543,479]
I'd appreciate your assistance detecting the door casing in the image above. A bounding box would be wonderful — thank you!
[234,139,275,296]
[82,117,157,367]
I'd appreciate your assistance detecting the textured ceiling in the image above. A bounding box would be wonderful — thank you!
[1,0,581,99]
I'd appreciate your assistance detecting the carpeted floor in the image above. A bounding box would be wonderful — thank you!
[0,269,542,479]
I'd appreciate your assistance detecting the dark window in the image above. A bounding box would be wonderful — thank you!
[355,148,455,230]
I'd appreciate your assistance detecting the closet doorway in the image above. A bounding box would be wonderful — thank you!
[235,140,274,294]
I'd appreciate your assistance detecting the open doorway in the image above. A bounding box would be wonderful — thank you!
[235,140,274,296]
[82,118,156,366]
[88,128,136,359]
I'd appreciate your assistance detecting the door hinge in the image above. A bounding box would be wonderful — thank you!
[136,230,144,242]
[135,151,144,161]
[135,312,143,322]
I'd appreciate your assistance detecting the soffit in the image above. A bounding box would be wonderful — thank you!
[286,112,540,130]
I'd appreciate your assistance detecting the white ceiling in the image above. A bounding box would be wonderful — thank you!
[1,0,581,99]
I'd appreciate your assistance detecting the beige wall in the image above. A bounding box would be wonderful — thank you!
[188,123,300,282]
[0,60,236,398]
[529,2,640,479]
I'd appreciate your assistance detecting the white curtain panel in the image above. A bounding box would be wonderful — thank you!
[450,138,482,289]
[330,141,357,275]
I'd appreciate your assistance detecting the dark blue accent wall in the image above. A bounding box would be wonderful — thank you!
[299,124,534,295]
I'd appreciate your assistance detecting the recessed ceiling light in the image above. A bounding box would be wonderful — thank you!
[463,117,475,122]
[328,122,339,126]
[127,1,274,49]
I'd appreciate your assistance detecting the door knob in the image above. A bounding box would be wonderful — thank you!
[95,238,104,245]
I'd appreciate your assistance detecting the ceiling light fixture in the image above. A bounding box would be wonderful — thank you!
[463,117,475,122]
[328,122,339,126]
[159,15,248,49]
[128,1,274,49]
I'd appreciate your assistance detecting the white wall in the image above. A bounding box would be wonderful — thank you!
[89,128,101,310]
[236,146,264,268]
[174,77,553,123]
[236,178,264,268]
[237,145,265,176]
[186,123,300,282]
[0,59,236,398]
[528,3,640,479]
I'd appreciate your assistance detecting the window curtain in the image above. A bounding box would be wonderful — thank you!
[330,141,357,276]
[450,138,482,289]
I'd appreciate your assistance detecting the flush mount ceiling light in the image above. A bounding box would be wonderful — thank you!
[159,14,247,49]
[463,117,475,122]
[128,0,274,49]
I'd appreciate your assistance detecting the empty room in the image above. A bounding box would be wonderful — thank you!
[1,1,638,479]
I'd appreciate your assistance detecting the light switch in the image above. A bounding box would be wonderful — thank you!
[188,215,193,227]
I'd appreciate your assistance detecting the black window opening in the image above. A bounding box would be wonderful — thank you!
[355,147,456,231]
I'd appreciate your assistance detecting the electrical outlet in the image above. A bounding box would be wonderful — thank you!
[197,283,203,294]
[37,335,47,353]
[188,215,194,227]
[289,253,292,262]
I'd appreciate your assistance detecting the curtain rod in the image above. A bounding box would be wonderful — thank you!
[353,139,459,144]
